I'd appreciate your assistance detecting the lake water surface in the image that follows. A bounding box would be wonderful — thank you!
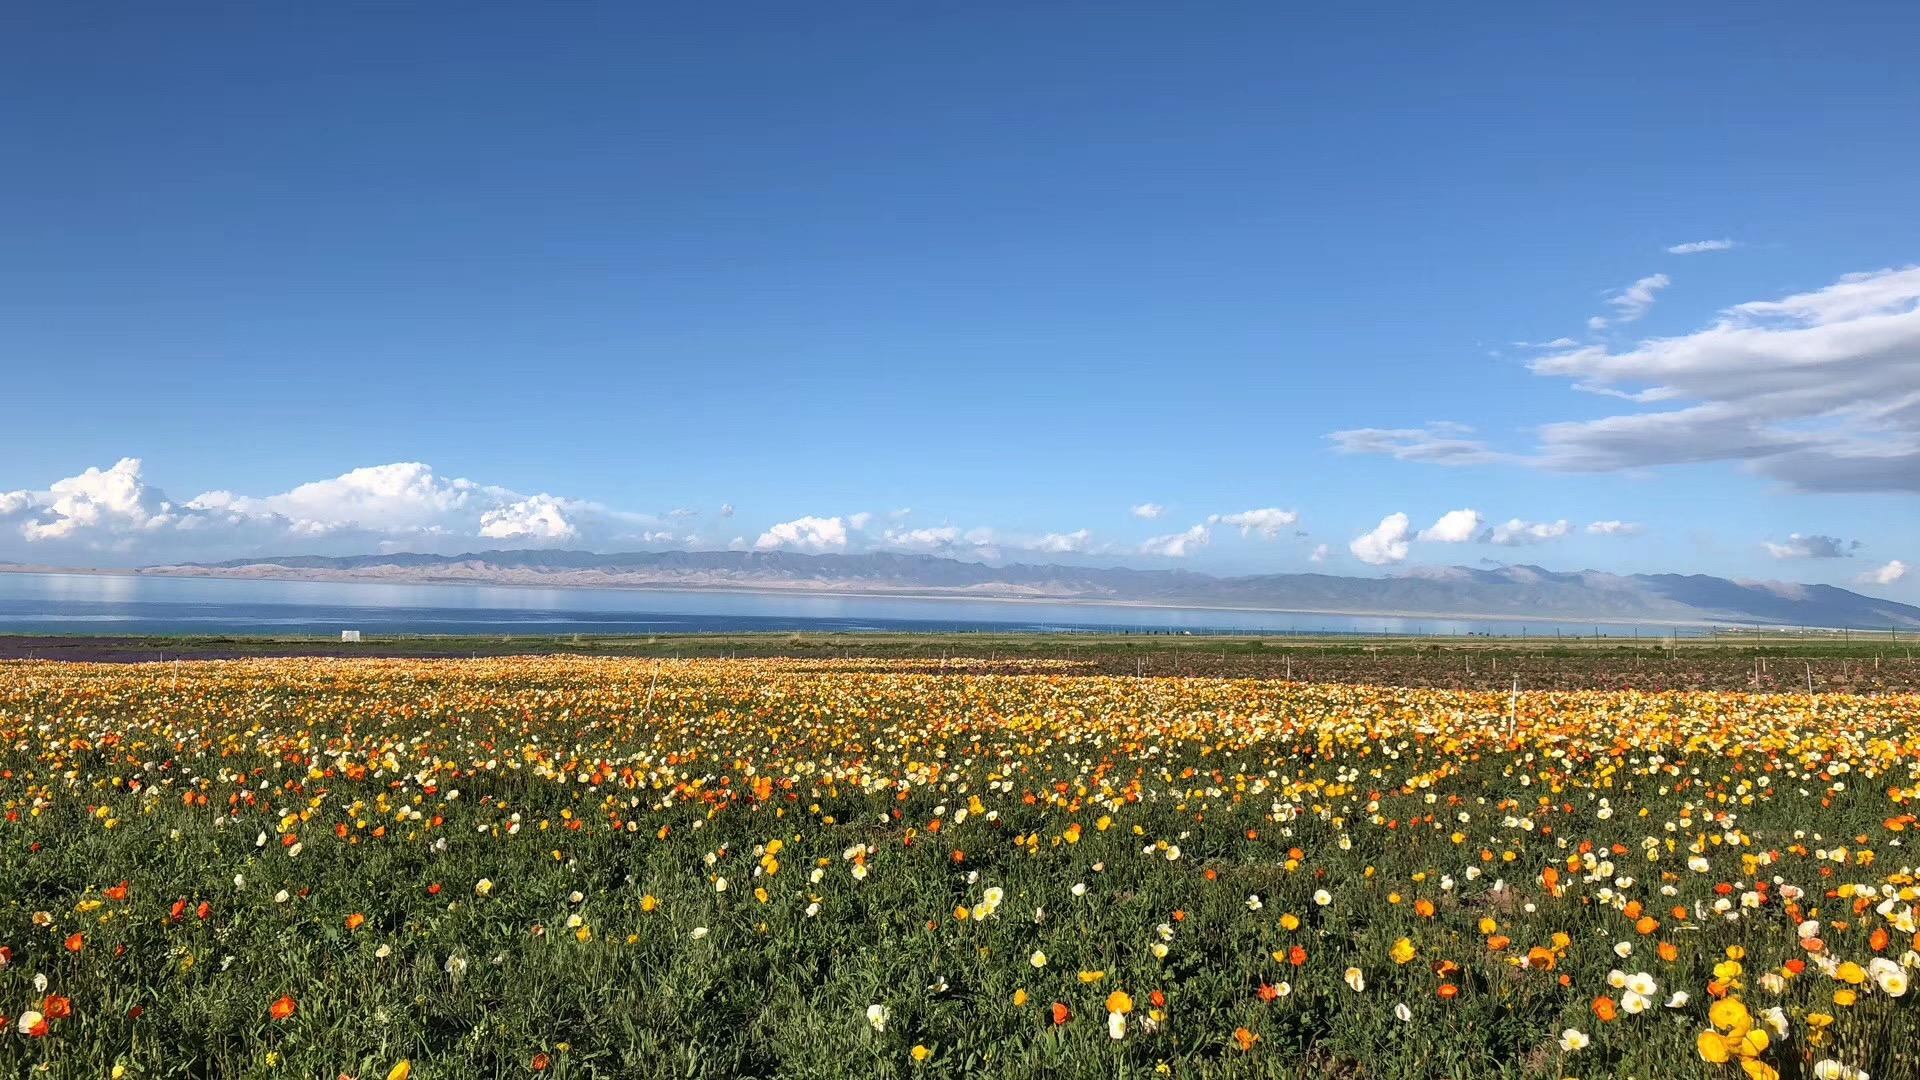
[0,572,1693,638]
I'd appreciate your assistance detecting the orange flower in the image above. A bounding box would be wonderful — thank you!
[1486,934,1511,951]
[64,933,84,953]
[1413,899,1436,918]
[1658,941,1680,962]
[1051,1002,1071,1026]
[532,1052,551,1071]
[1437,983,1460,1000]
[1592,995,1618,1022]
[1635,916,1659,935]
[1525,946,1556,971]
[1257,983,1281,1002]
[1287,945,1308,966]
[345,913,367,932]
[102,882,129,902]
[41,995,72,1021]
[1233,1026,1260,1051]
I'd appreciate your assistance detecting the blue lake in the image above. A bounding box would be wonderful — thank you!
[0,571,1694,638]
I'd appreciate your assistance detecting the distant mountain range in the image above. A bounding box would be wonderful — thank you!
[107,548,1920,629]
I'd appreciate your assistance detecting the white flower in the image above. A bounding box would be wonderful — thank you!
[689,926,709,939]
[1394,1002,1412,1022]
[1558,1028,1590,1052]
[1072,883,1088,897]
[1246,894,1263,911]
[1107,1011,1127,1040]
[1030,950,1048,968]
[1621,990,1650,1015]
[1343,967,1365,992]
[1665,991,1691,1008]
[1813,1061,1869,1080]
[866,1003,889,1032]
[1314,890,1332,907]
[16,1010,44,1035]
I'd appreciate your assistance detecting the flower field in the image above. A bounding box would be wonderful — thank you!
[1,656,1916,1079]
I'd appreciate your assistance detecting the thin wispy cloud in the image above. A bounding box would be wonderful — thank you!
[1666,239,1736,255]
[1330,266,1920,495]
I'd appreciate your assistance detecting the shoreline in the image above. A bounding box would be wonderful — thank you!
[0,563,1768,631]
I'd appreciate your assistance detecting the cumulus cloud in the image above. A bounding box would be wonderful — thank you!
[848,511,873,531]
[1207,507,1299,539]
[1417,508,1482,543]
[1857,559,1908,586]
[12,458,179,543]
[1487,518,1571,546]
[1606,273,1671,323]
[1032,529,1093,554]
[1333,267,1920,494]
[1763,533,1860,560]
[1140,524,1210,558]
[0,458,671,561]
[1349,513,1411,565]
[1130,503,1165,520]
[753,515,848,553]
[1585,520,1644,536]
[1666,239,1736,255]
[478,495,578,541]
[717,503,735,518]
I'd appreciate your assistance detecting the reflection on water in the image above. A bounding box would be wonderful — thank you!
[0,572,1698,638]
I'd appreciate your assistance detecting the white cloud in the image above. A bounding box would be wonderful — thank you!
[1487,518,1571,546]
[1666,239,1736,255]
[1349,513,1411,565]
[848,511,873,530]
[1606,273,1670,323]
[1308,543,1331,563]
[1130,503,1165,520]
[1417,508,1481,543]
[879,525,962,551]
[12,458,178,542]
[1140,524,1210,558]
[1857,559,1908,586]
[1763,533,1859,560]
[210,462,490,534]
[717,503,735,518]
[1587,315,1609,332]
[1585,520,1644,536]
[667,507,699,519]
[478,495,577,542]
[753,515,848,553]
[1032,529,1093,554]
[1335,267,1920,494]
[1207,507,1299,539]
[1327,422,1507,465]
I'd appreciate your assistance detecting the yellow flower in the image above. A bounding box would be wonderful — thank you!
[1389,937,1417,965]
[910,1045,932,1063]
[1079,969,1106,983]
[386,1064,412,1080]
[1105,990,1134,1015]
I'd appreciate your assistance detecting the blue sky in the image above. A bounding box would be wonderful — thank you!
[2,4,1914,598]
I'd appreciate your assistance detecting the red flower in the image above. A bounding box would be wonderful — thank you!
[270,995,297,1021]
